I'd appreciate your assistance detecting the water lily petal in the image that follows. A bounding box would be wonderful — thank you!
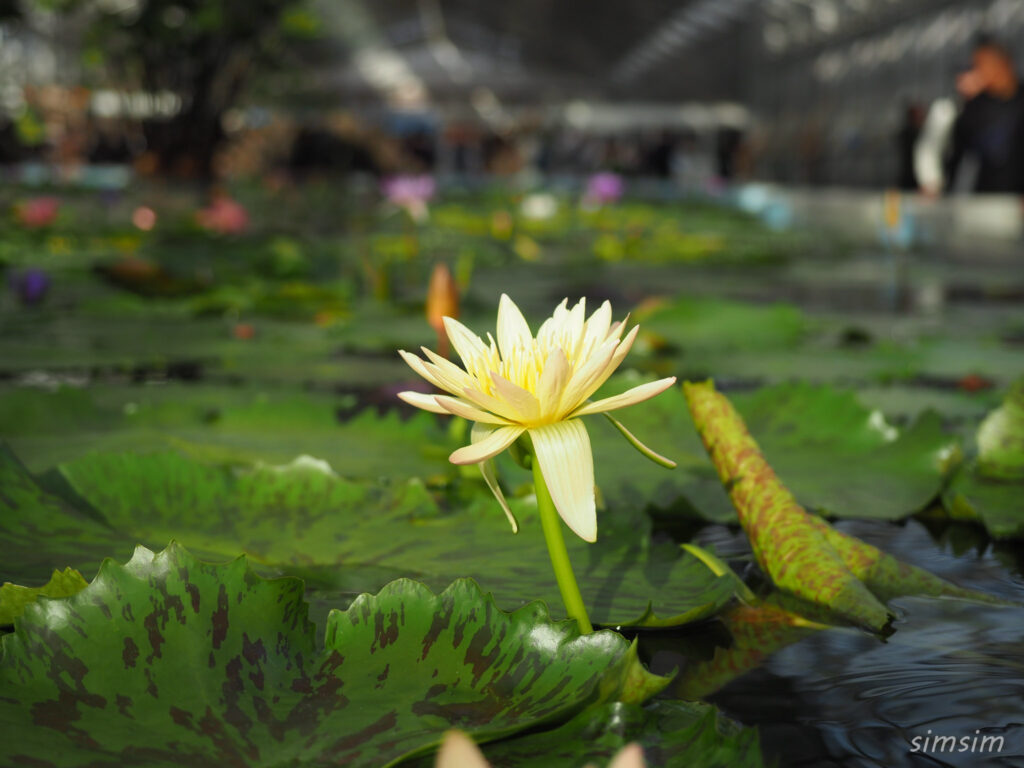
[559,336,620,413]
[398,350,452,393]
[577,324,640,403]
[472,423,519,533]
[608,313,630,341]
[434,395,510,425]
[397,391,449,414]
[537,298,569,348]
[420,347,476,388]
[572,377,677,416]
[421,360,475,398]
[608,743,647,768]
[496,294,531,359]
[443,316,490,370]
[462,387,526,423]
[435,730,491,768]
[530,419,597,542]
[581,300,612,354]
[449,425,524,465]
[537,347,571,418]
[491,373,542,422]
[564,298,587,357]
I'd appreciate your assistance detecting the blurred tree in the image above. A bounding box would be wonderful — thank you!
[25,0,323,179]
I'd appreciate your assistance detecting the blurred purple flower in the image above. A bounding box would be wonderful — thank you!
[381,175,435,221]
[9,268,50,305]
[584,173,625,205]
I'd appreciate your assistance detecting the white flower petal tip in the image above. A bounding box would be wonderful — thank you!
[531,420,597,543]
[397,391,449,414]
[572,377,677,417]
[435,730,490,768]
[608,743,647,768]
[449,425,524,465]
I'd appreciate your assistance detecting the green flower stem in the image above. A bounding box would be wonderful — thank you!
[531,457,593,634]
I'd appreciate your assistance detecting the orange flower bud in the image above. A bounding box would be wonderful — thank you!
[426,262,459,333]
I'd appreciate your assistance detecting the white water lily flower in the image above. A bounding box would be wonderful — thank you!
[435,730,646,768]
[398,294,676,543]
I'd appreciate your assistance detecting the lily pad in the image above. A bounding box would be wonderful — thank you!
[634,296,806,352]
[6,448,737,629]
[942,381,1024,539]
[0,542,666,767]
[590,376,957,525]
[0,567,88,626]
[682,381,1003,630]
[0,444,128,585]
[0,384,457,479]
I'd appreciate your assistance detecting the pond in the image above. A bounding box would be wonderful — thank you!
[1,182,1023,767]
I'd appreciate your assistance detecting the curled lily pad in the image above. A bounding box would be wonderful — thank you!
[683,381,1001,631]
[0,543,667,767]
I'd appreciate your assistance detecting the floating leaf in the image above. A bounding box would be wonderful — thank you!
[0,567,89,626]
[684,387,888,625]
[3,448,737,629]
[591,378,957,526]
[635,296,805,352]
[976,380,1024,480]
[0,543,666,767]
[1,384,456,479]
[804,516,1010,606]
[942,381,1024,539]
[682,380,998,631]
[0,443,127,585]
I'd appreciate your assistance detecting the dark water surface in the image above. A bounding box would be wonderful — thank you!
[645,521,1024,767]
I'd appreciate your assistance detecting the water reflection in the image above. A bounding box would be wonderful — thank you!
[644,519,1024,767]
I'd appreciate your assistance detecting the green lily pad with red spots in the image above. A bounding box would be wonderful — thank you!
[0,542,668,768]
[46,449,738,629]
[0,445,736,633]
[682,380,1004,632]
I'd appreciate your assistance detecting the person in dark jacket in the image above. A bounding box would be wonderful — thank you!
[947,35,1024,194]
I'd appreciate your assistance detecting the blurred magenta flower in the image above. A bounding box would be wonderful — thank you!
[381,174,435,221]
[14,197,60,228]
[9,268,51,305]
[584,173,624,206]
[197,197,249,235]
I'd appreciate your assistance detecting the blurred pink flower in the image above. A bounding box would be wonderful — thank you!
[197,197,249,235]
[132,206,158,231]
[382,175,435,221]
[584,173,625,205]
[15,196,60,228]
